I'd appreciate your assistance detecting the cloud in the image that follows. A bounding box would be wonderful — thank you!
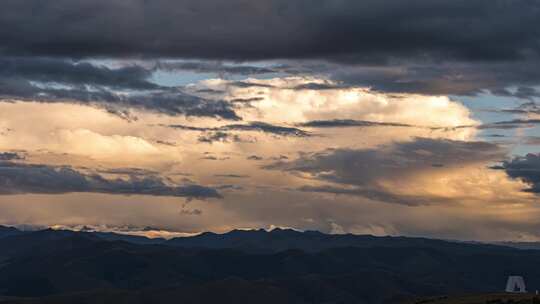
[297,119,414,128]
[0,57,159,90]
[1,86,240,120]
[0,57,240,120]
[200,156,230,161]
[227,81,276,89]
[96,167,159,176]
[445,119,540,131]
[496,153,540,193]
[0,2,539,97]
[197,132,244,144]
[168,121,311,137]
[201,77,478,135]
[157,61,277,75]
[51,129,161,159]
[291,82,351,91]
[297,185,449,206]
[0,152,24,161]
[523,137,540,145]
[491,87,540,100]
[213,174,250,179]
[480,119,540,129]
[314,60,540,98]
[1,0,537,62]
[0,161,222,199]
[266,138,505,204]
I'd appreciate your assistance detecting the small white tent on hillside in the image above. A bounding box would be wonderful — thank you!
[505,276,527,293]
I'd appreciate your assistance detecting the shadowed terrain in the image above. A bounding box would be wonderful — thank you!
[1,226,540,304]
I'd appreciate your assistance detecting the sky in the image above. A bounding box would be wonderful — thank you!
[1,0,540,241]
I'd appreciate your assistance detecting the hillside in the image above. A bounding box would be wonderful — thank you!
[406,293,540,304]
[1,226,540,304]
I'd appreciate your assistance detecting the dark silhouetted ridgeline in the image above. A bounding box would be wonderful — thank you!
[405,293,540,304]
[1,226,540,304]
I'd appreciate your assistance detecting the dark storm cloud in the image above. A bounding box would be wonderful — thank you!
[155,140,177,147]
[481,119,540,129]
[1,87,240,120]
[1,0,538,62]
[498,102,540,115]
[431,118,540,131]
[463,119,540,130]
[267,138,504,204]
[0,1,538,98]
[229,97,265,104]
[96,167,160,176]
[156,61,277,76]
[0,57,158,90]
[0,162,222,199]
[297,119,414,128]
[0,57,241,120]
[0,152,24,161]
[291,82,352,91]
[198,132,246,144]
[227,81,276,89]
[496,154,540,193]
[491,87,540,100]
[221,122,309,137]
[213,174,250,179]
[297,60,540,98]
[168,122,311,137]
[180,209,203,216]
[195,88,225,95]
[493,153,540,193]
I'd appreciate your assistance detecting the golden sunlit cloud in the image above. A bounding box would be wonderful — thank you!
[0,76,537,241]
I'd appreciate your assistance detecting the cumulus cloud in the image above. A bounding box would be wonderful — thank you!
[200,77,478,134]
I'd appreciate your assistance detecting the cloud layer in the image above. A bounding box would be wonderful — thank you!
[1,0,538,62]
[1,1,540,243]
[0,160,221,199]
[498,154,540,193]
[267,138,505,205]
[0,57,240,119]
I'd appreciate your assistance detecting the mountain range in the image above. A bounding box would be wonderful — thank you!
[1,226,540,304]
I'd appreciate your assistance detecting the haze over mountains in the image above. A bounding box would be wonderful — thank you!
[1,226,540,304]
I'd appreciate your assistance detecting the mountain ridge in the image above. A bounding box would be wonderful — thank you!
[1,225,540,303]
